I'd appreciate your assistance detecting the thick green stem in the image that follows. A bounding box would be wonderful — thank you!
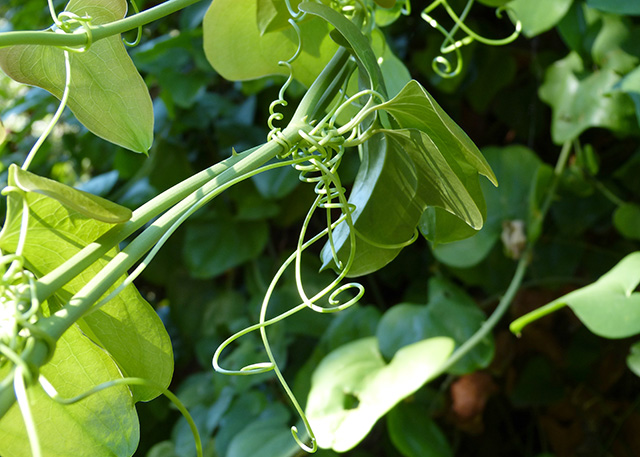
[35,145,260,302]
[292,47,351,123]
[43,122,306,340]
[0,0,204,48]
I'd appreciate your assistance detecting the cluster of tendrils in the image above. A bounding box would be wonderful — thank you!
[213,125,368,452]
[415,0,521,78]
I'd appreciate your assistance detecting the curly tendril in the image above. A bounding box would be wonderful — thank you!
[267,6,305,143]
[419,0,521,78]
[214,118,372,452]
[123,0,143,47]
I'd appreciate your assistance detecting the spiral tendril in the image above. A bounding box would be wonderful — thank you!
[420,0,521,78]
[123,0,143,47]
[267,12,305,144]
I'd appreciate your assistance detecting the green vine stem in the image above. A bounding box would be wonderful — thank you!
[0,0,205,49]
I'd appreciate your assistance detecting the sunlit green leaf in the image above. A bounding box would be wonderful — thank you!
[376,80,496,186]
[0,0,153,153]
[306,336,454,452]
[507,0,572,37]
[387,402,452,457]
[321,127,484,276]
[530,252,640,339]
[539,52,638,143]
[203,0,338,87]
[0,119,6,146]
[12,165,131,223]
[321,80,493,275]
[0,166,173,402]
[299,1,386,94]
[0,325,139,457]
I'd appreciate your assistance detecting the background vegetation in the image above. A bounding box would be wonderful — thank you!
[2,1,640,456]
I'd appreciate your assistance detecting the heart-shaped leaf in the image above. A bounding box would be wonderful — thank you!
[0,0,153,153]
[513,252,640,339]
[306,336,454,452]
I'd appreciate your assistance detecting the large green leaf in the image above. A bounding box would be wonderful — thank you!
[0,166,173,402]
[539,52,638,143]
[519,252,640,339]
[376,277,494,375]
[306,336,454,452]
[321,80,494,276]
[0,325,139,457]
[203,0,338,87]
[0,0,153,153]
[376,80,496,186]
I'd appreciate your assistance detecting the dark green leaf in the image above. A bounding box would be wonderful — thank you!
[387,402,453,457]
[306,336,454,452]
[587,0,640,15]
[614,203,640,240]
[376,277,494,374]
[183,218,269,278]
[0,0,153,153]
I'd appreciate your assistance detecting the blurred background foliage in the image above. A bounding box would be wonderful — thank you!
[2,0,640,456]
